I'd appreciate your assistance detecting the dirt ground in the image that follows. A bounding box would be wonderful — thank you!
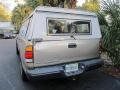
[101,52,120,78]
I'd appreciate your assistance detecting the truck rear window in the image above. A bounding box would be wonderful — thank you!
[47,18,90,35]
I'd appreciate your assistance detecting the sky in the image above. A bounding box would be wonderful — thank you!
[0,0,85,11]
[0,0,16,11]
[0,0,25,11]
[77,0,85,6]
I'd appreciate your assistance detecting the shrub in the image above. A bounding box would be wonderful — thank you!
[98,0,120,67]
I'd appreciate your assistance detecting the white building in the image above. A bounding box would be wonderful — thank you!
[0,22,15,34]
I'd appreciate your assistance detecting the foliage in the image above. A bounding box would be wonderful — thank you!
[26,0,77,9]
[26,0,63,8]
[98,0,120,67]
[97,12,107,26]
[11,5,32,31]
[26,0,44,9]
[82,0,100,12]
[0,3,11,21]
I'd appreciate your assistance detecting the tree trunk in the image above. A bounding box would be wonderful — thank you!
[64,0,77,9]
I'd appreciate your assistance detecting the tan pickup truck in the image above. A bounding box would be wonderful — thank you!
[16,6,103,81]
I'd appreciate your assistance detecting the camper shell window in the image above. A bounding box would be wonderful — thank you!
[47,18,91,35]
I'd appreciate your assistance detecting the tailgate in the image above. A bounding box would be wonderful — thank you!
[33,39,100,67]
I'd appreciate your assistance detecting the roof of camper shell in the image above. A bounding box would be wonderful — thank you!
[23,6,97,22]
[35,6,96,16]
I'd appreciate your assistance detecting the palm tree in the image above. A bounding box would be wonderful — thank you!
[98,0,120,67]
[12,5,32,31]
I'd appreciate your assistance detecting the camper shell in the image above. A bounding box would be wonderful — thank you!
[16,6,103,81]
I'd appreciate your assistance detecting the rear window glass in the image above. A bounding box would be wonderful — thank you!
[48,18,90,35]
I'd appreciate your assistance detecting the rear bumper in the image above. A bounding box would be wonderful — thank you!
[25,58,103,80]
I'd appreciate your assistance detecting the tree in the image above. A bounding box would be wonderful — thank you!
[26,0,77,9]
[64,0,77,9]
[11,5,32,31]
[26,0,64,8]
[82,0,100,12]
[0,3,11,21]
[26,0,44,9]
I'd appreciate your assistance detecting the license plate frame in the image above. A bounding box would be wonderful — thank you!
[65,63,79,73]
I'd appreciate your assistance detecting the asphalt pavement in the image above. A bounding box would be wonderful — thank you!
[0,39,120,90]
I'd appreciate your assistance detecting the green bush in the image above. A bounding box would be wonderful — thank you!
[98,0,120,67]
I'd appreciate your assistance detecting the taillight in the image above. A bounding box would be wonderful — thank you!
[25,45,33,62]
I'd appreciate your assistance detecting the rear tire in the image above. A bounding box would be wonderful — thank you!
[20,62,29,82]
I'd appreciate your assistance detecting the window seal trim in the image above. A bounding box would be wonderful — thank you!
[46,17,92,36]
[25,15,33,38]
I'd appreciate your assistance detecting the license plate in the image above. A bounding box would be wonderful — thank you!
[65,63,78,73]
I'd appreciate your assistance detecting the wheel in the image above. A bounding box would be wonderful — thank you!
[20,62,29,82]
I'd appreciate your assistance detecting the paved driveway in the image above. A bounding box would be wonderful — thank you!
[0,39,120,90]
